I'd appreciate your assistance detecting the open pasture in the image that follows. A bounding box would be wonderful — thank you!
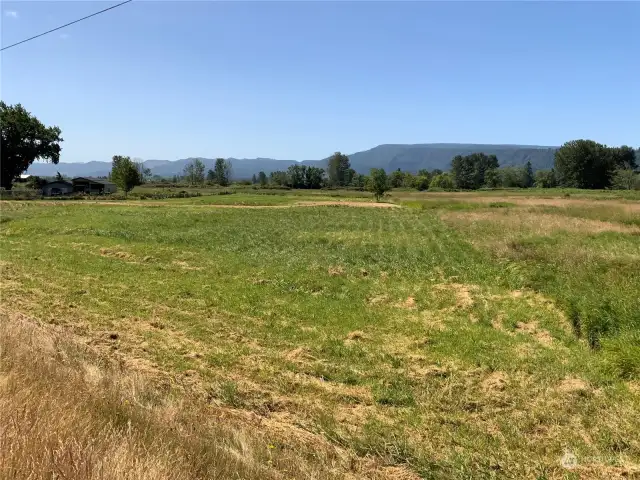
[1,190,639,479]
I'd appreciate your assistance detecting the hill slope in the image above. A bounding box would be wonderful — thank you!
[26,143,559,178]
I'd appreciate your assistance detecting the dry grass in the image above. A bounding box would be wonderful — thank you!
[442,210,639,236]
[394,191,640,213]
[0,311,364,480]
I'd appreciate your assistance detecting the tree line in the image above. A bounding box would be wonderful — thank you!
[250,143,638,192]
[2,102,638,192]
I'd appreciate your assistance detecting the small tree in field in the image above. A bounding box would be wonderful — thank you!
[523,161,534,188]
[110,155,142,194]
[368,168,389,201]
[183,158,205,185]
[214,158,232,186]
[429,173,454,190]
[612,168,639,190]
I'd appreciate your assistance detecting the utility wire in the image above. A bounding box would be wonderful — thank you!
[1,0,133,51]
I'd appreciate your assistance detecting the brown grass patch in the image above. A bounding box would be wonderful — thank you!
[346,330,366,341]
[2,311,408,479]
[400,192,640,213]
[442,210,639,237]
[513,343,540,359]
[368,293,390,306]
[377,465,423,480]
[100,247,133,259]
[171,260,202,271]
[433,283,476,310]
[410,364,451,379]
[515,321,554,346]
[395,296,417,310]
[481,371,508,394]
[555,377,590,394]
[284,347,316,363]
[328,265,346,276]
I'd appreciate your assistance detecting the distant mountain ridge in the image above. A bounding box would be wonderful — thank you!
[26,143,559,179]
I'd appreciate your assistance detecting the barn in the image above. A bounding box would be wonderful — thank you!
[71,177,118,194]
[42,181,73,196]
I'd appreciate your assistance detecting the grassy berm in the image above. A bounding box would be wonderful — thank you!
[1,190,639,479]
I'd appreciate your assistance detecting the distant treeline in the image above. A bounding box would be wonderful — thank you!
[241,141,638,191]
[103,141,640,193]
[137,140,640,192]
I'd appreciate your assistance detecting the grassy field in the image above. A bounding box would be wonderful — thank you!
[1,189,639,479]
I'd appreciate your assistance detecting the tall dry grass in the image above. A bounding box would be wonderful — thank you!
[0,313,346,480]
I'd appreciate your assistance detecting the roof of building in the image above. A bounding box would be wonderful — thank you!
[72,177,116,186]
[19,174,32,179]
[44,180,73,186]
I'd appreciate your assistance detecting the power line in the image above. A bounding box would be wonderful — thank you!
[1,0,133,52]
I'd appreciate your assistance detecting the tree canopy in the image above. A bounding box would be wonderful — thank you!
[327,152,352,187]
[429,173,454,190]
[451,153,499,189]
[368,168,389,201]
[110,155,142,193]
[554,140,615,189]
[214,158,232,186]
[183,158,205,185]
[1,102,63,190]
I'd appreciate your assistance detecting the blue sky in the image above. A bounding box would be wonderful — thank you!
[2,1,638,163]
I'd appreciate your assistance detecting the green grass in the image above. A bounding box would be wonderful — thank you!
[1,192,639,479]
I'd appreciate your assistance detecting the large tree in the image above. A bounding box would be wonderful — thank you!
[451,153,499,190]
[390,169,404,188]
[327,152,351,187]
[554,140,614,189]
[1,102,63,190]
[610,145,637,171]
[110,155,142,193]
[304,166,325,189]
[286,164,306,188]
